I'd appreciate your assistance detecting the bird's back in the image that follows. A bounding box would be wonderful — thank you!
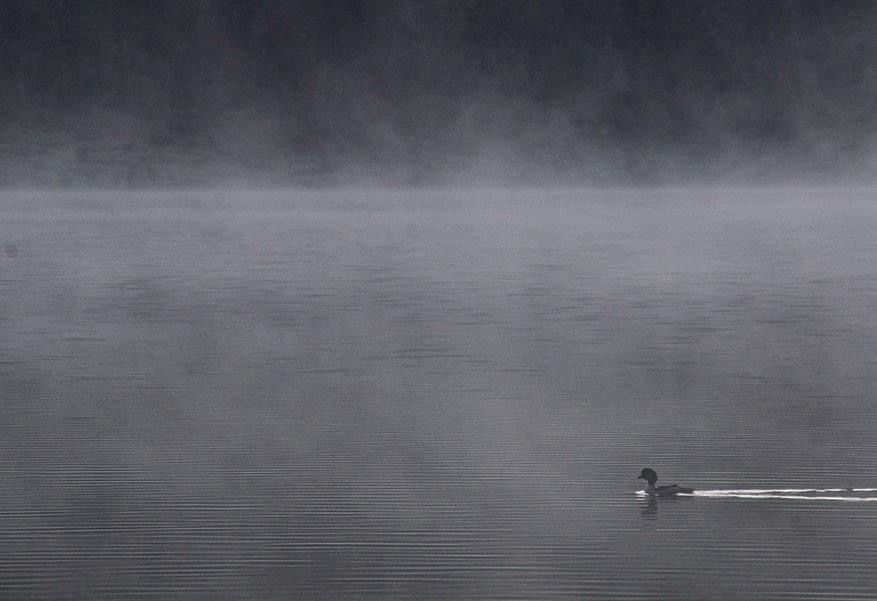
[656,484,694,495]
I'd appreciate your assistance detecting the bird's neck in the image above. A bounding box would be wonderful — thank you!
[646,482,657,493]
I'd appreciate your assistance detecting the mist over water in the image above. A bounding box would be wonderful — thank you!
[3,1,877,598]
[2,188,877,599]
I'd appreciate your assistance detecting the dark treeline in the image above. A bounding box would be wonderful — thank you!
[1,0,874,187]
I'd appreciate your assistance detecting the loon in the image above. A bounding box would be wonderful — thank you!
[638,468,694,496]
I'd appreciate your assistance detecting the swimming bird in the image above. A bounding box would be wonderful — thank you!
[638,468,694,496]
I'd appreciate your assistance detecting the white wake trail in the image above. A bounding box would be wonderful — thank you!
[636,488,877,501]
[694,487,877,495]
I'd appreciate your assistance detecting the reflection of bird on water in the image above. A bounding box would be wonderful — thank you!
[638,468,694,497]
[640,493,658,518]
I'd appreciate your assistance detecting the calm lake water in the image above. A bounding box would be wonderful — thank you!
[2,188,877,600]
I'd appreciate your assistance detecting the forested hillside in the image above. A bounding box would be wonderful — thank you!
[1,1,874,187]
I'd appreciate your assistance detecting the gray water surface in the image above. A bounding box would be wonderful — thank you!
[2,188,877,600]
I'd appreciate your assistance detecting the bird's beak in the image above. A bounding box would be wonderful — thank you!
[637,474,644,479]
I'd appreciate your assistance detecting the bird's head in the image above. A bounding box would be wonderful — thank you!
[638,468,658,485]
